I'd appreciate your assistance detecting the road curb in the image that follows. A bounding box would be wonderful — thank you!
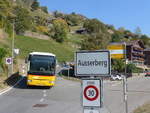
[0,76,24,95]
[128,75,144,80]
[61,76,81,82]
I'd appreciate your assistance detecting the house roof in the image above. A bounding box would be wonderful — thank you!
[126,40,145,49]
[108,40,145,49]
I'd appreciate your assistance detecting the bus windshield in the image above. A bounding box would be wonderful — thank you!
[28,55,55,75]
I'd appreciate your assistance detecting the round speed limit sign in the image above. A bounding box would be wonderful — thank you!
[84,85,99,101]
[82,79,101,107]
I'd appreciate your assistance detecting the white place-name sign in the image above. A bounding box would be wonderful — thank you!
[75,50,110,76]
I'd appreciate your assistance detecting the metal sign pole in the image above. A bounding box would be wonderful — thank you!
[124,42,128,113]
[100,77,103,108]
[7,65,9,78]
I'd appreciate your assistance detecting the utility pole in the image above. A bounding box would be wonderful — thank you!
[11,22,15,75]
[9,0,16,76]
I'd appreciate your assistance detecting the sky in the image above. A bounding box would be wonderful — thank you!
[38,0,150,36]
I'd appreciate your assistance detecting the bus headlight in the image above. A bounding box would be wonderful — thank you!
[28,80,32,82]
[49,81,54,84]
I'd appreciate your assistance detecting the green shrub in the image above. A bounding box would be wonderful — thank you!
[133,102,150,113]
[127,64,143,73]
[111,59,125,73]
[52,18,69,43]
[0,48,7,74]
[0,48,7,65]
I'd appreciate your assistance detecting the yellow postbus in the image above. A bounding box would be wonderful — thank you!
[26,52,56,87]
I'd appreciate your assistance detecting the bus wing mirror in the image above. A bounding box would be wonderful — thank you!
[25,57,28,63]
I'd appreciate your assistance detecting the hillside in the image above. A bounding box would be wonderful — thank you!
[14,35,77,62]
[1,34,80,62]
[0,0,150,62]
[0,0,150,80]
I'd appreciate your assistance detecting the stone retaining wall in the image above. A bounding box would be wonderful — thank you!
[131,73,145,76]
[24,31,50,40]
[0,29,7,39]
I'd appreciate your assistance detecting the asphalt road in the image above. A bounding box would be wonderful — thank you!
[0,75,150,113]
[104,76,150,113]
[0,76,82,113]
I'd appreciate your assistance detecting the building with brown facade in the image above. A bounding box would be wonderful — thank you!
[126,40,145,66]
[144,48,150,67]
[107,40,145,67]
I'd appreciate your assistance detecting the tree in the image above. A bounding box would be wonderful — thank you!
[14,6,33,34]
[83,19,106,33]
[36,25,49,34]
[53,10,64,18]
[0,0,12,19]
[111,31,123,42]
[31,0,39,11]
[41,6,48,13]
[52,18,69,43]
[126,64,136,73]
[81,32,110,50]
[106,24,115,30]
[126,64,143,73]
[0,48,7,69]
[118,27,125,33]
[81,19,111,50]
[134,27,142,38]
[0,0,13,36]
[140,35,150,47]
[64,13,84,26]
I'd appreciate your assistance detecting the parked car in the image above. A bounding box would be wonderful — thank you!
[145,72,150,77]
[111,74,123,81]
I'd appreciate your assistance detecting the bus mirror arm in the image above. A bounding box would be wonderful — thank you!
[25,57,28,63]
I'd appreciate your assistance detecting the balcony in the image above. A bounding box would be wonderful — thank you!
[137,53,144,57]
[133,47,143,52]
[138,58,144,61]
[132,52,144,58]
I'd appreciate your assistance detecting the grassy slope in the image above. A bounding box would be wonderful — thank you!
[0,32,83,62]
[133,102,150,113]
[0,76,7,89]
[13,35,77,62]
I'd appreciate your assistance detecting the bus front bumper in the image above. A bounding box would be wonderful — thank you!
[27,80,55,86]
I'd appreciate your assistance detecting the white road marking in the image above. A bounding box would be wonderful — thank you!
[111,81,122,86]
[43,94,47,97]
[0,76,24,96]
[112,84,118,86]
[68,84,76,86]
[40,98,44,102]
[0,87,12,95]
[43,90,46,93]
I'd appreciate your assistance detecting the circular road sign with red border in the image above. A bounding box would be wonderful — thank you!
[84,85,99,101]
